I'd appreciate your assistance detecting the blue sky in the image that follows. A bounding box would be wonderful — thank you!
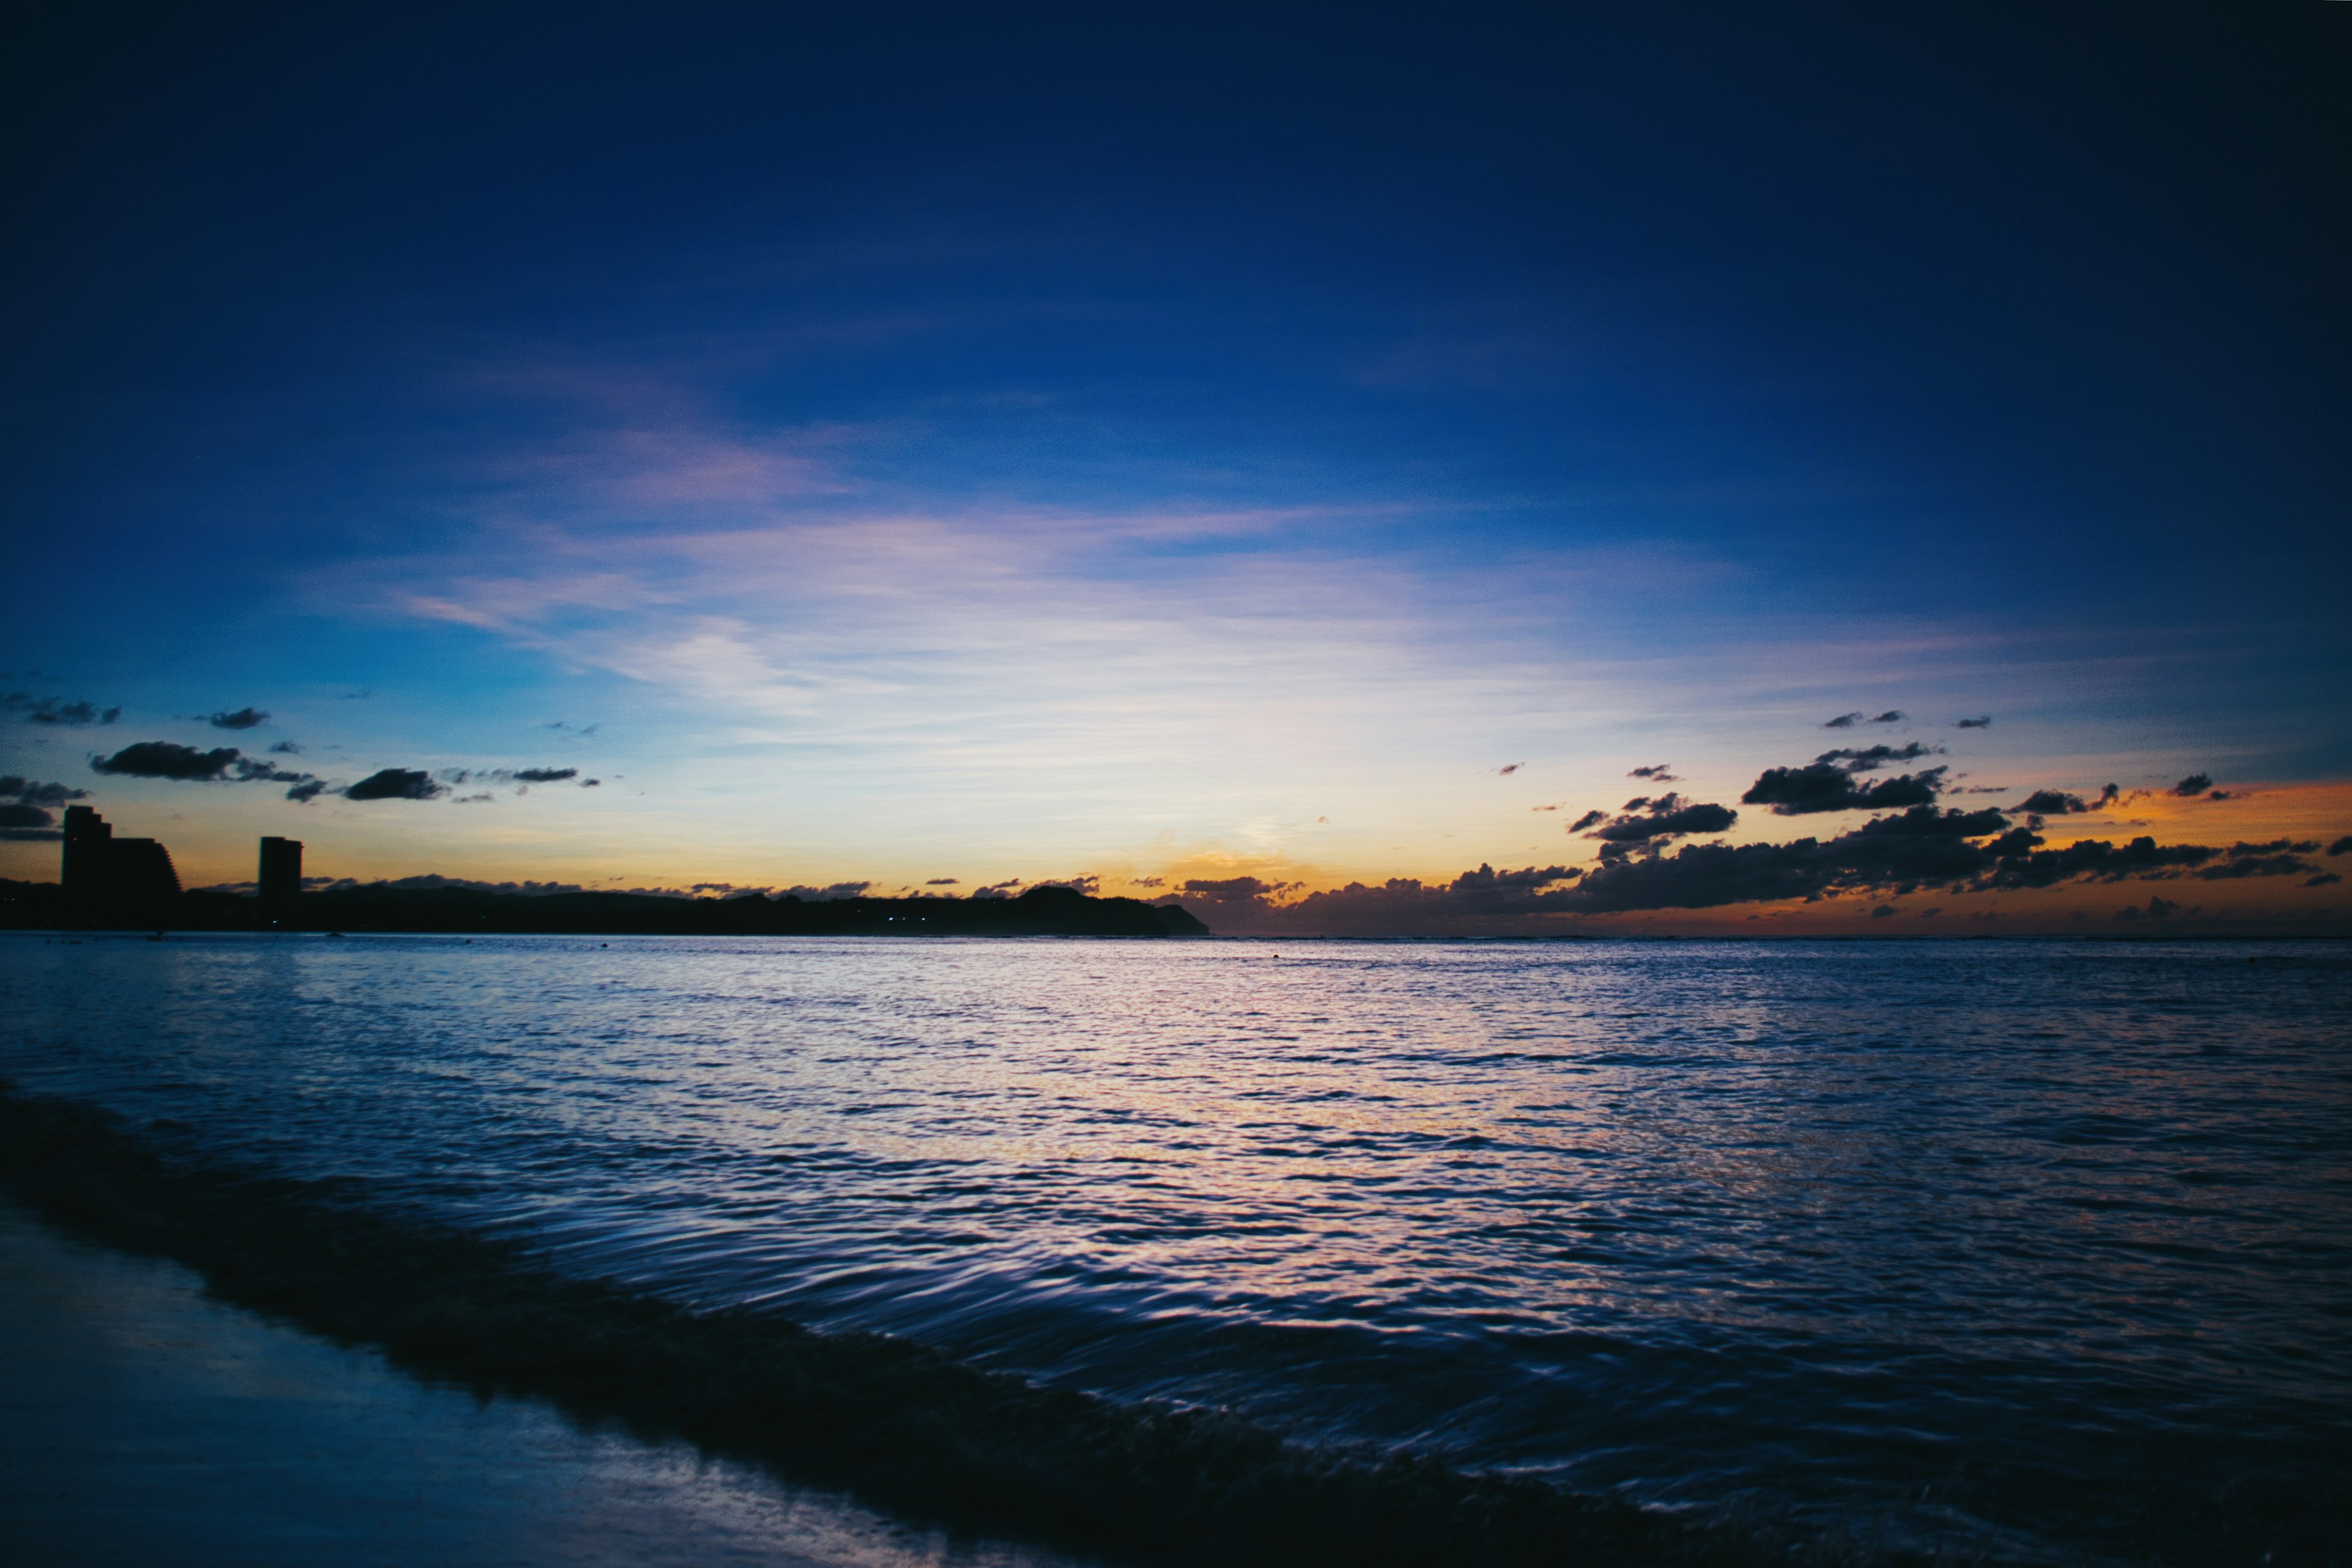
[4,4,2347,913]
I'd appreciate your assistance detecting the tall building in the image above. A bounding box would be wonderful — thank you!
[61,806,182,900]
[259,836,303,901]
[61,805,111,897]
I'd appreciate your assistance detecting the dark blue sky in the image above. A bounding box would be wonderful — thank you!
[5,3,2347,892]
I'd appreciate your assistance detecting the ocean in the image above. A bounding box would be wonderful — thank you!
[4,932,2346,1564]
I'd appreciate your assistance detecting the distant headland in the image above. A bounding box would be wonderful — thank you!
[0,877,1209,938]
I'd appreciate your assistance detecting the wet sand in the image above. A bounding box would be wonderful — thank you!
[0,1199,1083,1568]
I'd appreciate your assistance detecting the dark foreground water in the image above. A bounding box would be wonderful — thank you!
[4,933,2346,1563]
[0,1198,1076,1568]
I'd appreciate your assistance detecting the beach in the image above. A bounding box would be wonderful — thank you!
[0,1195,1081,1568]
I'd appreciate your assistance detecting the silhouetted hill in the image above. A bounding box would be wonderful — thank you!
[0,879,1210,938]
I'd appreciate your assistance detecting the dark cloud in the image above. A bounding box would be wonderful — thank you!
[1578,794,1738,859]
[6,693,123,726]
[232,757,315,785]
[91,741,243,780]
[85,741,320,796]
[1180,875,1296,905]
[778,881,873,901]
[0,803,55,829]
[1178,865,1585,935]
[1822,710,1904,729]
[268,739,303,754]
[1955,715,1992,729]
[1627,764,1679,781]
[208,707,270,730]
[0,775,89,806]
[1563,806,2002,911]
[2117,896,2181,921]
[2329,837,2352,857]
[1870,903,1898,918]
[1817,742,1939,773]
[1980,835,2220,890]
[434,765,600,791]
[1179,786,2319,930]
[2190,840,2321,881]
[2013,790,2092,816]
[285,780,328,804]
[2307,873,2343,888]
[546,720,600,735]
[1568,809,1605,831]
[1554,804,2301,913]
[1496,763,1520,775]
[2171,774,2213,797]
[1742,763,1948,816]
[1035,875,1102,894]
[924,877,960,885]
[343,768,447,801]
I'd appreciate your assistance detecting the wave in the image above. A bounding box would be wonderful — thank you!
[0,1080,1920,1567]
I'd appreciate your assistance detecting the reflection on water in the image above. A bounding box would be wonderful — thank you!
[3,934,2346,1562]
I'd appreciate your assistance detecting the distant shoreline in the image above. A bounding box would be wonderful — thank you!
[0,879,1208,939]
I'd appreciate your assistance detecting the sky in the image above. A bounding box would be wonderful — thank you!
[4,2,2348,933]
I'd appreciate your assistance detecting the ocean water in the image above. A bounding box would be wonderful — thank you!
[4,932,2346,1563]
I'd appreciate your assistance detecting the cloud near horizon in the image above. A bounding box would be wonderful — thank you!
[1178,804,2332,931]
[1161,732,2348,930]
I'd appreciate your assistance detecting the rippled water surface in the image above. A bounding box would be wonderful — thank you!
[6,933,2348,1562]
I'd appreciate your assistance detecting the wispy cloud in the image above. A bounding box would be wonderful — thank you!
[267,380,2310,881]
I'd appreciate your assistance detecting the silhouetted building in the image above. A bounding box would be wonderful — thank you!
[110,838,181,899]
[259,836,303,902]
[62,805,110,896]
[61,806,181,900]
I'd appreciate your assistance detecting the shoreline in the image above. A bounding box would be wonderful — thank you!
[0,1084,1816,1568]
[0,1194,1080,1568]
